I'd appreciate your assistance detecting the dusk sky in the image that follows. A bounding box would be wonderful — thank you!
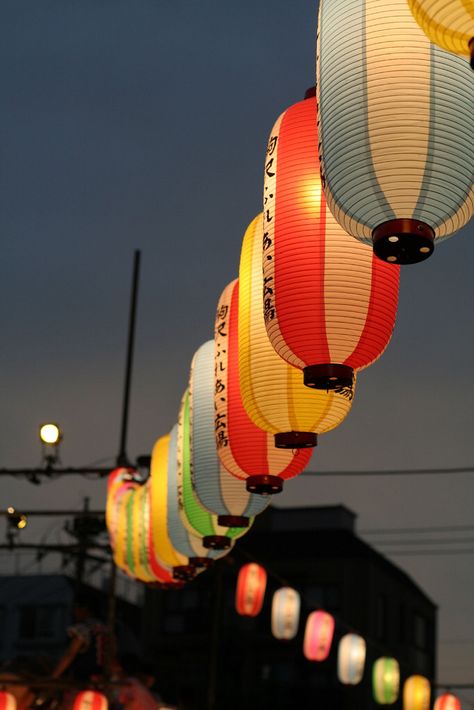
[1,0,473,700]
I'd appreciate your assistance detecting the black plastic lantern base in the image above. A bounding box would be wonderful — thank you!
[372,219,434,264]
[274,431,318,449]
[217,515,249,528]
[189,557,214,569]
[470,38,474,70]
[303,364,353,390]
[203,535,231,550]
[246,475,283,495]
[172,565,195,581]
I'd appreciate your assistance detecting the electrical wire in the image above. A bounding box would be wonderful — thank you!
[301,465,474,477]
[360,524,474,534]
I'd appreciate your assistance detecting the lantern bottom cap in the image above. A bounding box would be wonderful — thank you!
[172,564,195,581]
[303,364,353,391]
[203,535,231,550]
[372,218,434,264]
[246,474,283,495]
[217,514,250,528]
[189,556,214,568]
[274,431,318,449]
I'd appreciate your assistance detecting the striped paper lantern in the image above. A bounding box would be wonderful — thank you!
[373,657,400,704]
[214,280,313,494]
[113,485,137,578]
[130,484,155,583]
[0,693,16,710]
[72,691,108,710]
[317,0,474,264]
[235,563,267,616]
[271,587,301,640]
[106,467,135,549]
[166,424,227,568]
[150,433,196,581]
[189,340,270,525]
[338,633,367,685]
[434,694,462,710]
[242,211,358,424]
[404,676,431,710]
[263,93,399,390]
[408,0,474,67]
[177,390,248,549]
[303,610,335,661]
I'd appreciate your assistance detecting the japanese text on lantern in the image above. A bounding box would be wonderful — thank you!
[214,304,229,449]
[263,120,280,324]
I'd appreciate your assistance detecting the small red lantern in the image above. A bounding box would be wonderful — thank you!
[303,610,335,661]
[235,563,267,616]
[434,694,461,710]
[0,692,16,710]
[72,691,108,710]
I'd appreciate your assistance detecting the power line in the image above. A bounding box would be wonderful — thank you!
[384,549,474,557]
[301,466,474,477]
[372,538,474,547]
[361,524,474,534]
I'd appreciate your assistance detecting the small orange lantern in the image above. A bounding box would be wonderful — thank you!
[72,691,108,710]
[0,692,16,710]
[303,610,335,661]
[434,694,461,710]
[235,563,267,616]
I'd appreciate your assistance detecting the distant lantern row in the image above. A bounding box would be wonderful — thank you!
[0,690,109,710]
[234,564,461,709]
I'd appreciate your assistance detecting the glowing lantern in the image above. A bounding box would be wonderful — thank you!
[0,692,16,710]
[189,340,270,525]
[177,390,248,549]
[130,484,155,583]
[434,694,462,710]
[373,657,400,704]
[150,432,196,581]
[271,587,300,640]
[338,633,367,685]
[72,691,108,710]
[113,485,137,578]
[166,424,228,568]
[303,610,335,661]
[408,0,474,68]
[263,93,399,390]
[215,280,313,494]
[241,212,358,424]
[317,0,474,265]
[235,563,267,616]
[106,467,135,548]
[404,676,431,710]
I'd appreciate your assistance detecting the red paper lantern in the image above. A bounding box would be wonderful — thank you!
[0,692,16,710]
[303,610,335,661]
[263,93,400,391]
[235,563,267,616]
[434,694,461,710]
[72,691,108,710]
[214,280,313,494]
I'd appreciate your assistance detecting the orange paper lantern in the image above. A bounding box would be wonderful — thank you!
[0,693,16,710]
[434,694,461,710]
[214,279,313,494]
[72,691,108,710]
[263,93,399,391]
[235,563,267,616]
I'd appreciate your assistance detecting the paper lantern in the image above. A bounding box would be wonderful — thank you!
[408,0,474,68]
[373,657,400,704]
[166,424,228,568]
[241,211,358,423]
[72,691,108,710]
[106,467,135,548]
[177,390,248,549]
[271,587,300,640]
[235,563,267,616]
[263,94,399,390]
[0,693,16,710]
[338,633,367,685]
[215,280,313,494]
[150,433,196,581]
[303,610,335,661]
[404,676,431,710]
[113,484,137,578]
[189,340,271,525]
[317,0,474,264]
[434,693,462,710]
[130,484,155,583]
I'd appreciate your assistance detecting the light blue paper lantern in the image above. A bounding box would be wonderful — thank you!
[271,587,301,640]
[189,340,270,527]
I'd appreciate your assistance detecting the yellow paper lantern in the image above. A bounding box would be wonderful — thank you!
[239,213,355,447]
[404,675,431,710]
[373,657,400,704]
[408,0,474,67]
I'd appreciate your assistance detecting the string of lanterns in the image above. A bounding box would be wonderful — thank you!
[103,0,472,706]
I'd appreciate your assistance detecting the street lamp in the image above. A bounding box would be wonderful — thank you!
[39,423,62,467]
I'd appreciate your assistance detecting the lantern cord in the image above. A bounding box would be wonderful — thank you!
[301,466,474,476]
[361,524,474,534]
